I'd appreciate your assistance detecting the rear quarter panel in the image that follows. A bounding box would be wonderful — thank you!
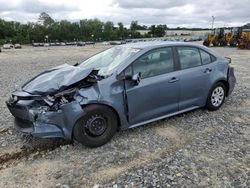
[199,45,230,87]
[209,58,229,90]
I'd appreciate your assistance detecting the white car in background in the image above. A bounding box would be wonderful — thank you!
[14,44,22,49]
[3,44,12,49]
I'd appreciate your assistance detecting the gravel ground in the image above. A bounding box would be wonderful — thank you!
[0,44,249,188]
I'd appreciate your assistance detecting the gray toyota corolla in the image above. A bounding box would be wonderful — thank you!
[6,42,236,147]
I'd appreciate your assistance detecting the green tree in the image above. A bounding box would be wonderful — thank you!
[38,12,54,27]
[149,24,167,37]
[103,21,114,40]
[117,22,124,39]
[130,20,138,32]
[0,13,148,44]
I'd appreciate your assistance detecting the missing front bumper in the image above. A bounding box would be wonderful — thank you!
[14,117,64,138]
[7,100,85,139]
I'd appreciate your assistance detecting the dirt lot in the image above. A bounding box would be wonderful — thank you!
[0,44,249,188]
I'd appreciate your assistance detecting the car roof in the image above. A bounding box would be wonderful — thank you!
[122,41,201,49]
[121,41,221,57]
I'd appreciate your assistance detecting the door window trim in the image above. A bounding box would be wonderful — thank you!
[199,49,217,65]
[122,47,178,79]
[173,46,217,71]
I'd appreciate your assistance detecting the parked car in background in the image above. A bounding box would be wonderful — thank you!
[66,42,76,46]
[109,40,126,45]
[32,43,39,47]
[3,44,12,49]
[14,44,22,49]
[6,42,236,148]
[77,41,86,46]
[109,41,122,45]
[85,41,95,45]
[102,41,110,45]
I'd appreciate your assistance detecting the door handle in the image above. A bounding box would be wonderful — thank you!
[168,77,179,83]
[203,68,212,73]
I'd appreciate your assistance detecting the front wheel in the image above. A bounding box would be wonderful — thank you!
[212,40,219,47]
[206,83,226,111]
[230,40,237,47]
[73,105,118,148]
[219,39,227,46]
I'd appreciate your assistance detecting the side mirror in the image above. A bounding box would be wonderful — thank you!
[132,72,141,85]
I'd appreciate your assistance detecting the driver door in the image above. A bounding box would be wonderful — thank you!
[125,47,179,125]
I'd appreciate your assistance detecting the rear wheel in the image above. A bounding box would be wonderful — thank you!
[230,39,237,47]
[206,82,226,111]
[203,40,209,46]
[213,40,219,47]
[73,105,118,148]
[219,39,227,46]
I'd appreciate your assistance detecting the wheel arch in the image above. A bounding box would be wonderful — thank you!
[85,103,121,127]
[71,103,122,139]
[215,79,229,96]
[206,80,228,111]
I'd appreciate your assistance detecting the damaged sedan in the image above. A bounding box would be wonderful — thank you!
[6,42,236,147]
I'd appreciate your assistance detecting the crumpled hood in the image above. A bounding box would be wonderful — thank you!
[22,64,94,95]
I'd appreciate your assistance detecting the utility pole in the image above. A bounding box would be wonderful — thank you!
[211,16,215,29]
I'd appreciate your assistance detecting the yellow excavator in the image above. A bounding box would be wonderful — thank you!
[203,28,227,47]
[238,29,250,49]
[225,27,242,47]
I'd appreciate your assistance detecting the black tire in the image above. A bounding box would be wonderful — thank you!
[212,40,219,47]
[203,40,209,46]
[206,82,226,111]
[73,105,118,148]
[219,39,227,46]
[230,40,237,47]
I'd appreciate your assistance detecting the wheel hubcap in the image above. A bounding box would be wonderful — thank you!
[85,115,107,136]
[211,86,224,107]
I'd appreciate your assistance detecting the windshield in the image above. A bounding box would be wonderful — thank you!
[79,46,140,76]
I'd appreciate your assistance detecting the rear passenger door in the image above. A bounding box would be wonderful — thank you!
[176,46,215,110]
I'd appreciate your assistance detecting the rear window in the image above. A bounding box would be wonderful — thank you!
[199,49,216,64]
[211,55,216,62]
[200,50,211,64]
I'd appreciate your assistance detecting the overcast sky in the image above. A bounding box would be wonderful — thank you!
[0,0,249,28]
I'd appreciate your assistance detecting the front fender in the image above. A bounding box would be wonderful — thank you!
[36,101,85,139]
[75,86,129,129]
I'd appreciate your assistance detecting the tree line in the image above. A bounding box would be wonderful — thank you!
[0,12,168,45]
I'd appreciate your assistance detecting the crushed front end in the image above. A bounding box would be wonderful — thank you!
[6,65,101,139]
[6,90,85,139]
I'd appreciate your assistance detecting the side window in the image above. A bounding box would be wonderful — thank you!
[124,66,132,78]
[133,48,174,79]
[177,47,202,69]
[211,55,216,62]
[200,50,211,64]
